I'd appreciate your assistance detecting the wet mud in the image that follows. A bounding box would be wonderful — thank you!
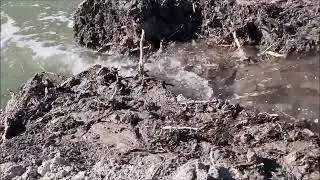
[1,65,319,179]
[74,0,319,56]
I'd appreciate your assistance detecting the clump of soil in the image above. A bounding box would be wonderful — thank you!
[1,65,319,179]
[74,0,319,56]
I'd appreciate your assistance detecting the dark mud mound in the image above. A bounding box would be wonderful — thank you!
[74,0,319,55]
[200,0,320,55]
[1,65,319,179]
[74,0,202,54]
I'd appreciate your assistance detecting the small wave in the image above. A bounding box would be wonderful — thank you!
[1,12,21,48]
[31,4,40,7]
[38,11,74,28]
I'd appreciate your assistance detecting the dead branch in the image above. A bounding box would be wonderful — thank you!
[110,72,119,100]
[231,31,248,60]
[162,126,199,131]
[178,100,218,105]
[138,29,145,74]
[265,51,285,58]
[232,31,242,49]
[257,42,277,56]
[130,45,149,52]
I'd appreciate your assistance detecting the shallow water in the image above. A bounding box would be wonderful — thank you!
[1,1,319,126]
[149,42,319,124]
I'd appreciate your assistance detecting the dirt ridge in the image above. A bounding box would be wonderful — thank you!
[0,65,319,179]
[74,0,319,56]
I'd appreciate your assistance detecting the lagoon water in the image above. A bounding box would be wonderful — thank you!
[1,0,85,106]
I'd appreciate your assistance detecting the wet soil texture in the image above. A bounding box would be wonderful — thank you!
[1,66,319,179]
[74,0,319,56]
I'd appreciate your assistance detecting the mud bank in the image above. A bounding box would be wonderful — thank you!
[1,65,319,179]
[74,0,319,56]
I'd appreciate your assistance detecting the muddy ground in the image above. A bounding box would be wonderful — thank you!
[0,65,319,179]
[74,0,319,56]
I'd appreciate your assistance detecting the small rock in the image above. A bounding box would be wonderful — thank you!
[56,166,72,178]
[208,166,234,179]
[302,129,315,137]
[51,156,67,169]
[196,163,209,180]
[246,149,258,163]
[74,171,86,180]
[284,152,298,164]
[239,133,252,144]
[207,165,219,179]
[21,167,38,179]
[172,160,197,180]
[176,94,187,102]
[4,164,25,180]
[38,161,51,176]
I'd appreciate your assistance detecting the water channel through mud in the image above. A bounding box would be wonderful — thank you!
[83,41,319,130]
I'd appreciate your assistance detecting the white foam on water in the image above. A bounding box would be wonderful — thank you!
[31,4,40,7]
[1,12,21,48]
[38,11,74,27]
[45,31,58,35]
[1,11,89,76]
[146,57,213,100]
[62,50,93,75]
[1,12,73,60]
[67,20,74,28]
[14,37,66,59]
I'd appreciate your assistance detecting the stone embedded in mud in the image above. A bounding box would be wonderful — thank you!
[3,164,26,180]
